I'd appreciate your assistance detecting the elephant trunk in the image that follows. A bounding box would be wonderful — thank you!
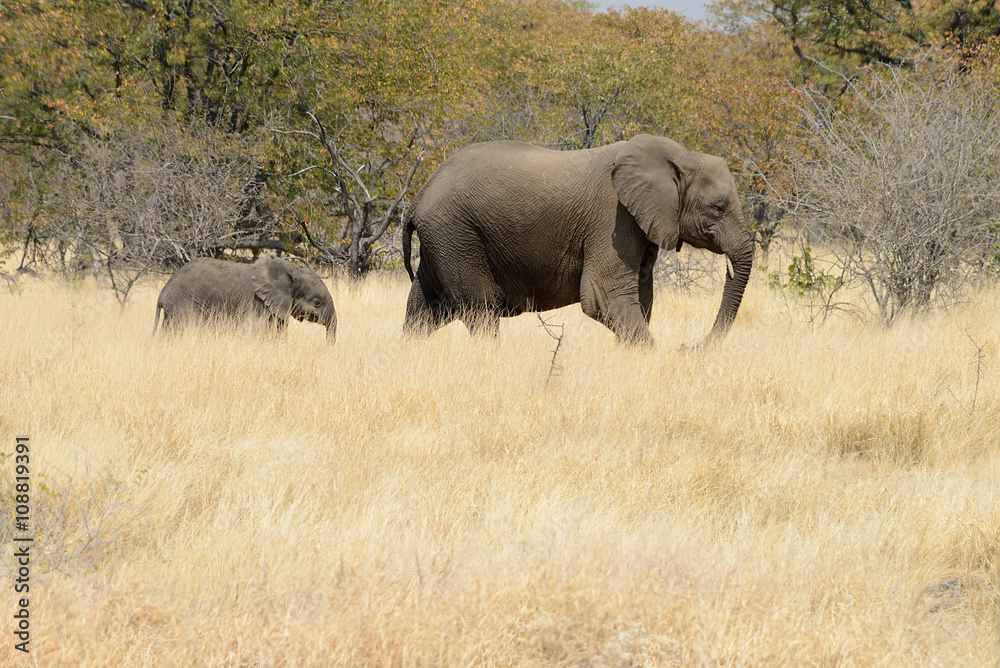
[323,306,338,343]
[707,229,754,341]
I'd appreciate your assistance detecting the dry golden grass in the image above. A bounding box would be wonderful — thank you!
[1,267,999,666]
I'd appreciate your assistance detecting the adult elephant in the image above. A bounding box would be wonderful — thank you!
[155,255,337,341]
[401,134,753,344]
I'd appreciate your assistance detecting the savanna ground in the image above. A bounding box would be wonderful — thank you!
[2,261,999,666]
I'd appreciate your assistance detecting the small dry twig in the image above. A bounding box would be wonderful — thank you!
[536,314,565,387]
[965,329,987,416]
[946,329,989,416]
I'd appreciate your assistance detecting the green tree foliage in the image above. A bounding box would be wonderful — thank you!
[1,0,319,273]
[921,0,1000,59]
[709,0,1000,81]
[679,27,802,261]
[1,0,488,278]
[1,0,309,140]
[266,0,490,275]
[459,1,695,148]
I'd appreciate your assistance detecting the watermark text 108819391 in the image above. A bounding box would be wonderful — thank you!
[11,436,32,654]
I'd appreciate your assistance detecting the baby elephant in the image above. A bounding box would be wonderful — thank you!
[155,255,337,341]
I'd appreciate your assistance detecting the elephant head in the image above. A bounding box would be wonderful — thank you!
[252,255,337,341]
[612,134,754,340]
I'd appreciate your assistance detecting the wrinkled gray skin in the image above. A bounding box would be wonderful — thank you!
[402,134,754,344]
[155,255,336,341]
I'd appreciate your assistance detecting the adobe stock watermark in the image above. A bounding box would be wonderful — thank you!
[11,436,32,654]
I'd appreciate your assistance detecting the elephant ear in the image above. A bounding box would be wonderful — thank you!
[611,134,687,251]
[252,255,293,320]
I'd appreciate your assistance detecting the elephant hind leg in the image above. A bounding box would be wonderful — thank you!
[461,307,500,337]
[404,269,456,336]
[157,308,178,334]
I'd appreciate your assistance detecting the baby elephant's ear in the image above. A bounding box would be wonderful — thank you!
[611,134,686,251]
[252,255,293,320]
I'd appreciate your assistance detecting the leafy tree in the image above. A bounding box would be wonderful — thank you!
[458,1,694,148]
[709,0,1000,83]
[0,0,493,279]
[269,0,490,276]
[0,0,309,281]
[921,0,1000,59]
[708,0,927,81]
[679,27,802,263]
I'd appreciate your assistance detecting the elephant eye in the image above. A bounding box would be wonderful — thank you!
[710,203,726,216]
[313,297,322,306]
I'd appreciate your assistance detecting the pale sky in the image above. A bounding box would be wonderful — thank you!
[591,0,708,22]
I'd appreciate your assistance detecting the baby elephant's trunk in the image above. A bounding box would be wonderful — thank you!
[323,305,338,343]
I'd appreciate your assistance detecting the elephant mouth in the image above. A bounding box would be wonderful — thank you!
[293,309,320,324]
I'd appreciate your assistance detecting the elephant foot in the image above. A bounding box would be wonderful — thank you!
[462,311,500,337]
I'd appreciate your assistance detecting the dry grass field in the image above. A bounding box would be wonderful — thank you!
[2,266,999,666]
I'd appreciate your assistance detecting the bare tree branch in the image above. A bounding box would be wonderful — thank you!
[295,215,344,264]
[781,57,1000,324]
[362,151,423,249]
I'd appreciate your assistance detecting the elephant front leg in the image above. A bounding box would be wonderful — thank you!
[638,242,658,324]
[580,278,652,345]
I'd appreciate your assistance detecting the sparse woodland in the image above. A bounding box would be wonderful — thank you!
[3,0,997,314]
[2,1,1000,665]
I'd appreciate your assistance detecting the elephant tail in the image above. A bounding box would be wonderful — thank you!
[153,301,163,336]
[402,214,416,281]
